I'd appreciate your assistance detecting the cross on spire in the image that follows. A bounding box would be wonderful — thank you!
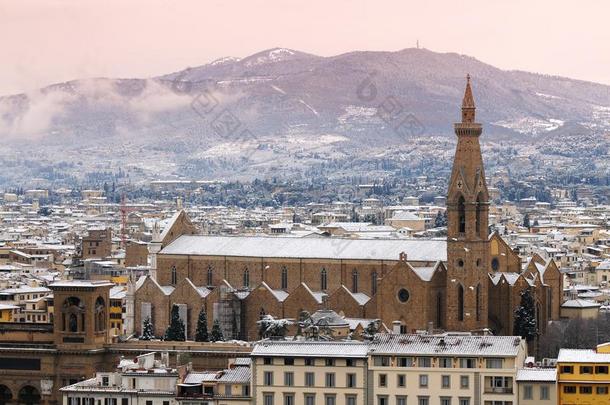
[461,74,476,123]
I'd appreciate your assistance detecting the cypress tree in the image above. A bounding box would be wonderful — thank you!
[513,288,538,343]
[141,317,155,340]
[164,305,186,341]
[195,308,209,342]
[210,318,225,342]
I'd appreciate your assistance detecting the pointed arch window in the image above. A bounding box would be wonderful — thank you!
[95,296,106,332]
[281,266,288,290]
[436,292,443,327]
[321,268,328,291]
[352,269,359,293]
[457,284,464,321]
[371,272,378,295]
[243,268,250,288]
[475,284,481,321]
[475,197,481,235]
[207,265,213,286]
[171,266,177,285]
[458,196,466,234]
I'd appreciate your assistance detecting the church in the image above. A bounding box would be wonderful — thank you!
[133,77,563,341]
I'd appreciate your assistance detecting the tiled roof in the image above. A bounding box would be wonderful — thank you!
[184,372,218,384]
[561,299,600,308]
[160,235,446,262]
[516,368,557,382]
[217,366,251,383]
[369,334,524,357]
[558,349,610,363]
[252,341,369,358]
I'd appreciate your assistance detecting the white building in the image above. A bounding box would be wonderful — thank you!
[60,352,178,405]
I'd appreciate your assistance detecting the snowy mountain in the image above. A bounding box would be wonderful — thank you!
[2,47,610,149]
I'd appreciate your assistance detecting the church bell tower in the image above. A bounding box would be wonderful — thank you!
[446,75,490,331]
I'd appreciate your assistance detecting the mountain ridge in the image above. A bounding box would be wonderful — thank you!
[1,47,610,147]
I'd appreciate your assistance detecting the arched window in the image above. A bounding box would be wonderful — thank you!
[0,384,12,405]
[171,266,177,285]
[458,195,466,234]
[321,268,328,291]
[69,313,78,332]
[243,268,250,288]
[436,292,443,327]
[18,386,40,405]
[281,266,288,290]
[475,284,481,322]
[457,284,464,321]
[474,194,481,236]
[95,296,106,332]
[207,265,213,286]
[352,269,359,293]
[371,272,378,295]
[62,296,84,332]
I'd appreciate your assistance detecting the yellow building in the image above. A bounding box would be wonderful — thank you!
[109,286,126,336]
[557,343,610,405]
[0,304,19,322]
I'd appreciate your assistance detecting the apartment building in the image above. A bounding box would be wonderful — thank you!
[251,341,369,405]
[516,368,557,405]
[61,352,179,405]
[557,343,610,405]
[368,334,527,405]
[250,334,528,405]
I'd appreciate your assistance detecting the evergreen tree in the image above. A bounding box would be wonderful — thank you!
[434,211,444,228]
[210,319,225,342]
[523,213,531,229]
[164,305,186,341]
[194,308,209,342]
[513,288,538,343]
[141,317,155,340]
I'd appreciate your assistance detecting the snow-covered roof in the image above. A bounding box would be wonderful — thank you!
[217,366,250,383]
[516,368,557,382]
[160,235,446,262]
[369,334,524,357]
[561,299,600,308]
[558,349,610,363]
[252,341,369,358]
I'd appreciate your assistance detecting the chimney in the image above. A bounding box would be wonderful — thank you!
[399,251,408,262]
[392,321,401,334]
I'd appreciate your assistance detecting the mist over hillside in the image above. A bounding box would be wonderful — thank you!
[0,47,609,187]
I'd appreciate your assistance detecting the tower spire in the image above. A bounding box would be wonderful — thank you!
[461,74,476,123]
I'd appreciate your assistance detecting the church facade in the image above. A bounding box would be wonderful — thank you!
[134,77,562,341]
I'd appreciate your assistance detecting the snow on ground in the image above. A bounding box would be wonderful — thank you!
[579,105,610,132]
[209,56,241,66]
[244,48,296,67]
[492,117,564,135]
[338,105,378,124]
[535,92,562,100]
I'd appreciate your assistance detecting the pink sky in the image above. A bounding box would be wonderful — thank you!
[1,0,609,95]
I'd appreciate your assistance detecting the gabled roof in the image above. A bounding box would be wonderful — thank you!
[160,235,446,262]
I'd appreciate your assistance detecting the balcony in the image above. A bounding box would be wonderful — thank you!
[484,387,513,394]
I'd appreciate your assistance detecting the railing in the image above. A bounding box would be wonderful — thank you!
[484,387,513,394]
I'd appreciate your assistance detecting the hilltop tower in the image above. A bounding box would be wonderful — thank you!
[446,75,490,331]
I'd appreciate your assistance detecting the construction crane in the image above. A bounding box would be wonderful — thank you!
[120,193,135,249]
